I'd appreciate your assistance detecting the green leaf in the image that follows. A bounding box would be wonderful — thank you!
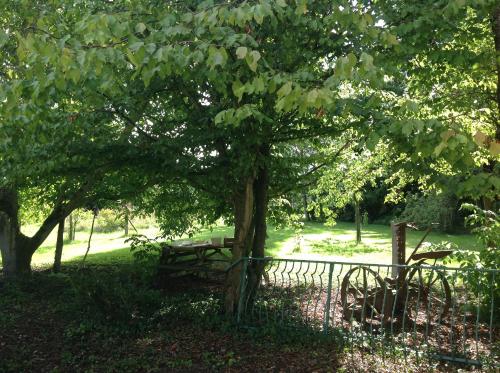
[181,13,193,23]
[434,142,447,157]
[135,23,147,34]
[76,51,86,67]
[236,46,247,59]
[295,0,307,15]
[386,34,399,45]
[360,52,374,71]
[277,81,292,97]
[402,122,413,136]
[207,46,228,69]
[129,41,144,52]
[254,5,264,24]
[214,111,225,125]
[232,79,245,101]
[253,76,265,93]
[68,68,81,84]
[306,89,318,104]
[245,50,261,72]
[276,0,287,7]
[0,30,8,48]
[366,133,380,151]
[126,49,139,67]
[346,52,357,66]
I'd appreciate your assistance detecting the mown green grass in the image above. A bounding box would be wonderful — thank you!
[8,221,479,268]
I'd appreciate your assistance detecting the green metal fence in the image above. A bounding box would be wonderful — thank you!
[234,257,499,368]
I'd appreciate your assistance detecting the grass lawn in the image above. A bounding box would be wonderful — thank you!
[6,221,480,269]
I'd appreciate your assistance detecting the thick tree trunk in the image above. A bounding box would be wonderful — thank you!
[224,177,255,315]
[53,219,65,273]
[0,189,34,277]
[247,157,270,306]
[354,197,361,245]
[1,187,82,277]
[0,235,34,276]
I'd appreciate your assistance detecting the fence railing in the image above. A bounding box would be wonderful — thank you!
[235,257,499,368]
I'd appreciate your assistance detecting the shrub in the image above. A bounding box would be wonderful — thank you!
[443,204,499,317]
[94,209,123,233]
[126,234,163,264]
[397,192,457,232]
[70,267,162,326]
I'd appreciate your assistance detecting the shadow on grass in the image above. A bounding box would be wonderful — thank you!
[65,246,134,266]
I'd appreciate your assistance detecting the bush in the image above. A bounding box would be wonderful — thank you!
[397,192,457,232]
[70,267,162,326]
[126,234,163,264]
[443,204,499,317]
[94,209,123,233]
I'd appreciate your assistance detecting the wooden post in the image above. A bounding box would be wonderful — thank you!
[391,222,406,277]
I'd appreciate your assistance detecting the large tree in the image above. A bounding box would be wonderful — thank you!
[4,0,392,302]
[0,1,180,275]
[2,1,496,312]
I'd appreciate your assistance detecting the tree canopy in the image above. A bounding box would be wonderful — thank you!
[0,1,498,312]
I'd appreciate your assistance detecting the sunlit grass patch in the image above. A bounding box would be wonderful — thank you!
[309,238,383,256]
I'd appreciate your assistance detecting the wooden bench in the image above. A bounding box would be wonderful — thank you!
[158,237,234,278]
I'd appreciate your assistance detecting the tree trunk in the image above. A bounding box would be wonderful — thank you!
[124,211,129,236]
[0,234,34,276]
[53,219,65,273]
[247,157,270,306]
[224,177,255,315]
[1,187,82,277]
[319,203,325,221]
[0,189,34,277]
[302,192,309,221]
[354,197,361,245]
[493,5,500,140]
[67,214,75,241]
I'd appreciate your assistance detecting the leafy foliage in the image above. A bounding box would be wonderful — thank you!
[0,0,498,275]
[397,192,457,232]
[127,234,163,264]
[444,204,499,314]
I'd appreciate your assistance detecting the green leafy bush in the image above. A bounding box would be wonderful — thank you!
[70,268,162,325]
[153,292,222,326]
[126,234,163,264]
[444,204,499,317]
[94,209,123,233]
[398,192,457,232]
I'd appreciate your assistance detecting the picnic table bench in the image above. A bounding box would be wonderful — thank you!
[158,237,234,277]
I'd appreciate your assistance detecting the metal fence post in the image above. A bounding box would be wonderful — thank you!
[323,262,334,334]
[236,258,249,323]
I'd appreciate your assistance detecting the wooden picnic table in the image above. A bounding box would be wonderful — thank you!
[158,237,234,278]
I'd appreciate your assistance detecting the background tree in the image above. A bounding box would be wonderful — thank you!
[0,1,175,276]
[375,0,499,204]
